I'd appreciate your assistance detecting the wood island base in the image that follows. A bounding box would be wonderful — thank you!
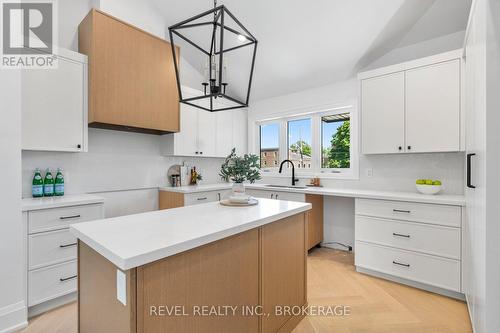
[78,212,307,333]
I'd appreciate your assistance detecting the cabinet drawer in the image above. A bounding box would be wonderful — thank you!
[355,241,460,292]
[29,229,77,270]
[28,260,78,306]
[355,198,461,227]
[273,192,305,202]
[355,216,460,259]
[28,204,103,234]
[184,191,218,206]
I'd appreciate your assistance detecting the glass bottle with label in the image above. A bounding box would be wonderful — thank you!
[54,168,65,196]
[32,168,43,198]
[43,168,54,197]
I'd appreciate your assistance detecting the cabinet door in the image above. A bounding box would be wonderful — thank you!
[174,103,198,156]
[197,110,216,157]
[405,60,460,153]
[246,189,274,199]
[232,109,248,155]
[361,72,405,154]
[80,10,179,133]
[22,55,86,152]
[215,110,234,158]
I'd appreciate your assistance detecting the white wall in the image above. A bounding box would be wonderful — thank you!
[365,30,466,70]
[0,72,26,331]
[22,129,225,218]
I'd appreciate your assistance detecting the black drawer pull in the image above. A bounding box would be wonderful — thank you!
[59,275,77,282]
[467,153,476,189]
[59,215,81,220]
[392,261,410,268]
[59,243,77,248]
[393,209,410,213]
[393,233,410,238]
[197,197,207,201]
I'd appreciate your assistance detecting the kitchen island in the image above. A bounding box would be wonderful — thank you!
[70,198,311,333]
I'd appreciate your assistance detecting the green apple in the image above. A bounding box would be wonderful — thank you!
[425,180,433,185]
[416,179,425,185]
[433,180,442,186]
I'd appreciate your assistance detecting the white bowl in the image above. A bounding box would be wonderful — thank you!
[416,184,442,195]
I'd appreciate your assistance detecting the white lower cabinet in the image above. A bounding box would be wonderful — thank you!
[246,189,305,202]
[355,241,461,292]
[355,198,463,294]
[25,202,104,310]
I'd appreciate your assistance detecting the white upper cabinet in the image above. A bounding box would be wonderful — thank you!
[232,109,248,155]
[22,48,88,152]
[405,60,460,153]
[361,72,405,154]
[359,50,463,154]
[161,87,248,158]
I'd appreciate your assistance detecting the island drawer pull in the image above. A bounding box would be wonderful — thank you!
[59,214,81,220]
[393,209,411,214]
[59,275,77,282]
[392,233,410,238]
[197,197,208,201]
[392,260,410,268]
[59,242,77,248]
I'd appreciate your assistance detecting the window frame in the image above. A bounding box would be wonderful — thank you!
[254,106,359,180]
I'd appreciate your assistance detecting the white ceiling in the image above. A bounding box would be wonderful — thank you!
[150,0,471,101]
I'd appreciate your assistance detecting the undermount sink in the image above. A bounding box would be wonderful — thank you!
[264,184,308,189]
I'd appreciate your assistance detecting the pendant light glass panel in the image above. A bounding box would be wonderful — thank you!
[169,5,257,112]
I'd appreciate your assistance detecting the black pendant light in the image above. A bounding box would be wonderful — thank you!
[168,0,257,112]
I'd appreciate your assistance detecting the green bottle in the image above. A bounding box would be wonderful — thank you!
[32,168,43,198]
[54,168,65,196]
[43,168,55,197]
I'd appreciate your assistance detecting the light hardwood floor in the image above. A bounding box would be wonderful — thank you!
[21,248,472,333]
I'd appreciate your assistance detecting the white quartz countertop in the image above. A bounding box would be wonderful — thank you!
[22,194,105,211]
[70,198,311,270]
[160,183,465,206]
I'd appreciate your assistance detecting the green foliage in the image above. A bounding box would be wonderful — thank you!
[219,148,262,183]
[327,121,350,168]
[290,140,312,157]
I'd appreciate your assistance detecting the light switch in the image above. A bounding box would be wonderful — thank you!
[116,269,127,306]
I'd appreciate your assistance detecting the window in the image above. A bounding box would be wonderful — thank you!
[254,106,357,178]
[287,118,312,170]
[259,123,280,168]
[321,113,350,168]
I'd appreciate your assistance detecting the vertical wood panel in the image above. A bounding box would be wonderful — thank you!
[136,230,260,333]
[261,214,307,333]
[306,194,324,249]
[158,191,184,210]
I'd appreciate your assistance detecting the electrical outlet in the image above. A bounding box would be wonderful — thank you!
[367,168,373,177]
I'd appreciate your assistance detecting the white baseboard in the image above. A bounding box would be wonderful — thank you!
[0,301,27,333]
[356,266,466,301]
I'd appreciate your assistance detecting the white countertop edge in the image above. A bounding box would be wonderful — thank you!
[158,184,231,193]
[71,202,311,271]
[22,194,105,211]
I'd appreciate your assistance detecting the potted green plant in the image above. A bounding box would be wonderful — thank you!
[219,148,261,196]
